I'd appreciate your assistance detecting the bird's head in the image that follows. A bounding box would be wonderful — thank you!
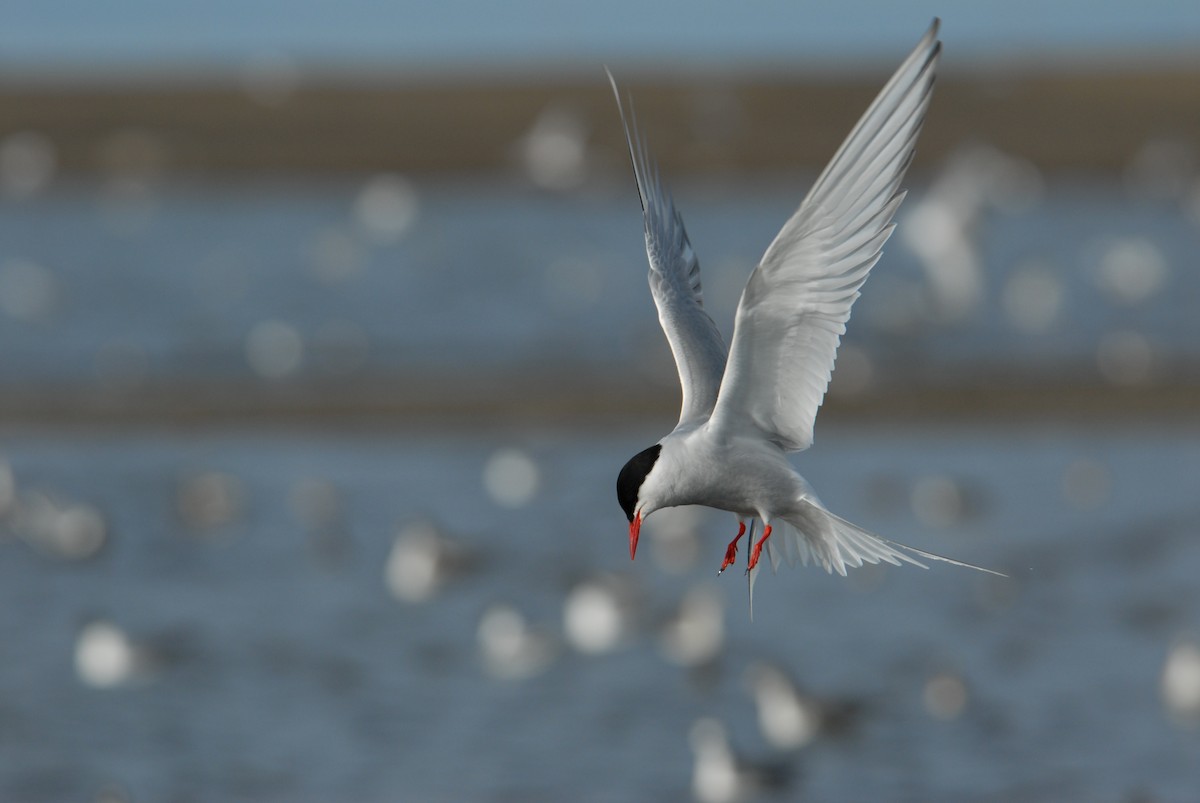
[616,443,662,560]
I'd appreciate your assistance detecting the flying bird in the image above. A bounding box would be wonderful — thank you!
[611,20,1001,607]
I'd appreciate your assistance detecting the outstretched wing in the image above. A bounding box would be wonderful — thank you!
[710,20,940,451]
[608,70,729,431]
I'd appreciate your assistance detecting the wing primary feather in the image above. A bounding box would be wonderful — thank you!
[606,68,648,214]
[806,22,939,202]
[607,69,729,430]
[709,21,941,451]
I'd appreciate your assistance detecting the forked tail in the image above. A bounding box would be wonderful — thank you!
[769,498,1006,578]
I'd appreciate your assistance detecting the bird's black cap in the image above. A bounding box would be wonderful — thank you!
[617,444,661,522]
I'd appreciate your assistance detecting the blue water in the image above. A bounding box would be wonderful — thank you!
[1,176,1199,801]
[2,2,1199,73]
[1,424,1198,801]
[0,178,1197,389]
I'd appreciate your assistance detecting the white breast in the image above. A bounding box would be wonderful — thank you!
[653,426,808,518]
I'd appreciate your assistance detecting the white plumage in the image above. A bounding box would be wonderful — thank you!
[612,20,1002,610]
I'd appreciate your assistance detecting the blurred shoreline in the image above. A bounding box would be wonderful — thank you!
[3,68,1200,176]
[4,71,1199,433]
[1,373,1198,431]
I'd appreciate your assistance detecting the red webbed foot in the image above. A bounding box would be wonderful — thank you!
[718,521,747,574]
[746,524,773,572]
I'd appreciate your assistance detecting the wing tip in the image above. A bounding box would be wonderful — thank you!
[606,68,651,215]
[921,18,940,51]
[915,19,942,75]
[603,65,620,101]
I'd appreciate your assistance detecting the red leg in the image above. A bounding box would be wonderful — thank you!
[747,524,773,571]
[718,521,747,574]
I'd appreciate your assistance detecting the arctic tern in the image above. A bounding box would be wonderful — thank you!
[611,20,1001,606]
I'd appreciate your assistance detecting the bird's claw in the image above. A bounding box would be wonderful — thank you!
[745,524,772,573]
[717,522,747,575]
[718,543,739,574]
[746,542,764,572]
